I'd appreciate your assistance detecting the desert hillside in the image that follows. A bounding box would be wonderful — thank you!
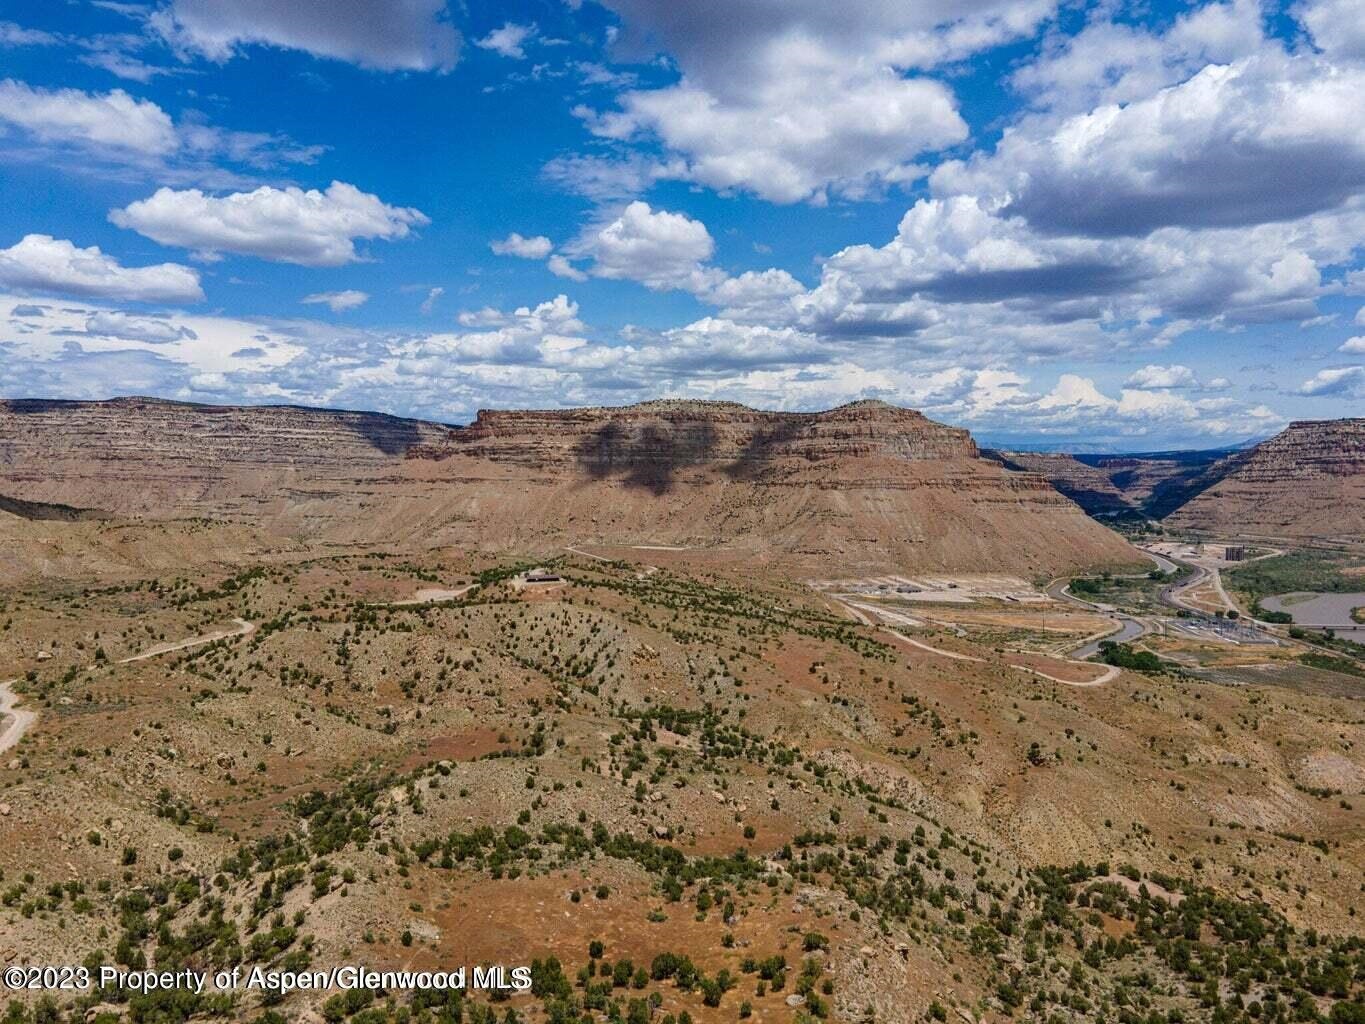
[0,397,1139,578]
[1,540,1361,1024]
[1,401,1362,1024]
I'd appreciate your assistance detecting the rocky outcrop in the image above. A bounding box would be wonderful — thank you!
[0,492,109,522]
[1166,419,1365,537]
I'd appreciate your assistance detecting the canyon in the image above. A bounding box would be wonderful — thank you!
[993,418,1365,539]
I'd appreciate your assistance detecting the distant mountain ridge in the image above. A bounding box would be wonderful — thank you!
[979,438,1262,456]
[0,396,1138,577]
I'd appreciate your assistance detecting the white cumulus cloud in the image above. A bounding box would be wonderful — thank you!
[576,0,1049,203]
[476,23,534,59]
[935,50,1365,236]
[1125,364,1200,389]
[1297,365,1365,397]
[570,201,720,292]
[490,233,553,259]
[1297,0,1365,61]
[0,234,203,303]
[547,255,588,282]
[302,290,370,312]
[110,182,429,266]
[579,72,965,206]
[152,0,460,72]
[0,79,322,184]
[83,310,197,344]
[0,78,177,156]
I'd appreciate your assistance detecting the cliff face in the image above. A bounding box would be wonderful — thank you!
[1194,420,1364,484]
[1166,419,1365,537]
[420,400,976,477]
[0,397,457,524]
[0,396,1140,576]
[985,451,1130,515]
[0,397,455,468]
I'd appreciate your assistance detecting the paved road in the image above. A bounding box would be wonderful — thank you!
[1158,561,1208,612]
[1143,547,1306,650]
[1141,543,1283,620]
[1143,550,1179,575]
[1071,616,1145,660]
[1145,549,1251,625]
[1044,577,1150,659]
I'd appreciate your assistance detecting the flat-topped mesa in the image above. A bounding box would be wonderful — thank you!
[1216,418,1365,482]
[0,396,455,468]
[0,394,1141,574]
[1165,418,1365,537]
[417,399,978,468]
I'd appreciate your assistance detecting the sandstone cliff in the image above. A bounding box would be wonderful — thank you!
[1165,419,1365,538]
[0,396,1140,576]
[0,396,456,524]
[985,451,1131,515]
[440,400,976,473]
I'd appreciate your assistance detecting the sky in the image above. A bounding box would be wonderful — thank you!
[0,0,1362,451]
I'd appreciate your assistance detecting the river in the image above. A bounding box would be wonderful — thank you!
[1262,592,1365,642]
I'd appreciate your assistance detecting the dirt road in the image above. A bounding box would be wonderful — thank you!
[2,618,260,754]
[118,617,256,663]
[0,678,36,756]
[388,584,480,607]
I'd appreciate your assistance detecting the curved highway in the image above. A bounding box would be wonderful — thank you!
[1047,548,1176,659]
[1046,581,1150,659]
[1071,615,1146,660]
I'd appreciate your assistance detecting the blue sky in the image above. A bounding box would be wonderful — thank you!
[0,0,1362,450]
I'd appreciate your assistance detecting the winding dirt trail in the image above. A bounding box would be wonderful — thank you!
[2,618,260,754]
[1009,663,1119,687]
[859,604,1116,686]
[118,617,256,663]
[564,546,611,563]
[0,678,36,756]
[884,628,985,662]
